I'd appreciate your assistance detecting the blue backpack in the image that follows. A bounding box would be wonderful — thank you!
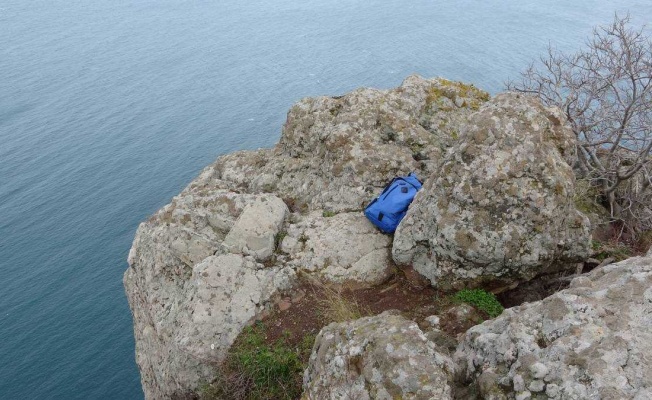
[364,173,422,233]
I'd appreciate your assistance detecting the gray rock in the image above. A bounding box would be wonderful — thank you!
[393,93,591,291]
[126,77,609,399]
[281,211,393,286]
[454,255,652,399]
[222,195,287,261]
[425,315,441,329]
[124,187,294,399]
[207,75,490,212]
[180,254,295,362]
[302,311,455,400]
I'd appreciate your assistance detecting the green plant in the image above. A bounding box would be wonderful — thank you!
[454,289,504,318]
[299,334,316,359]
[591,239,634,262]
[322,210,336,218]
[274,231,287,251]
[201,324,304,400]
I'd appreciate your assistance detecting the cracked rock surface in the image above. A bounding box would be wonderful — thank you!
[280,211,393,286]
[123,75,605,399]
[124,75,488,399]
[393,93,591,291]
[222,196,288,261]
[302,311,456,400]
[209,75,489,213]
[454,255,652,399]
[124,188,295,399]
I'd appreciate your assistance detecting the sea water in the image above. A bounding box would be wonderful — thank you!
[1,1,650,398]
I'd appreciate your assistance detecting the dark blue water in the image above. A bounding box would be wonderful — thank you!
[1,1,650,398]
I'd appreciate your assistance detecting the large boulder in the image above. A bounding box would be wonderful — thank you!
[393,93,592,291]
[221,196,288,261]
[209,75,490,212]
[124,187,295,399]
[302,311,456,400]
[127,75,631,399]
[124,75,491,398]
[280,211,394,287]
[455,255,652,399]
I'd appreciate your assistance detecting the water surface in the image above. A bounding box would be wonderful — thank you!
[1,1,650,398]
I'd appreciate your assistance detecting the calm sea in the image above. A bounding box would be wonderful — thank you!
[1,1,650,398]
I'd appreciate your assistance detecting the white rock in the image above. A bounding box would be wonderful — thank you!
[529,362,549,379]
[393,93,591,290]
[283,212,393,286]
[303,312,455,399]
[425,315,441,328]
[222,195,287,261]
[455,255,652,399]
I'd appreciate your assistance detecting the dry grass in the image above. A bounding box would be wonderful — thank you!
[317,285,368,323]
[300,272,370,324]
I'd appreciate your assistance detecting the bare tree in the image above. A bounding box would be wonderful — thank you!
[507,14,652,239]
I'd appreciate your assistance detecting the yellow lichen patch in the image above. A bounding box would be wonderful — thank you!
[426,79,491,112]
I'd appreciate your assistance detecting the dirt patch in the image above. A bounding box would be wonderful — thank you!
[259,271,444,349]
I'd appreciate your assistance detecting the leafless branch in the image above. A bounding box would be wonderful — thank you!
[507,13,652,238]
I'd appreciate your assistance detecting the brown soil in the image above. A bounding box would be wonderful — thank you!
[258,258,617,350]
[259,270,448,349]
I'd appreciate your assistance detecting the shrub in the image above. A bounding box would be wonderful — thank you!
[507,14,652,241]
[591,239,634,262]
[454,289,504,318]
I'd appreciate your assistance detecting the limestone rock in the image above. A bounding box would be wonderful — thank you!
[280,211,393,286]
[393,93,591,290]
[124,186,294,399]
[208,75,490,212]
[179,254,295,363]
[127,76,612,399]
[302,311,455,400]
[454,255,652,399]
[222,195,287,261]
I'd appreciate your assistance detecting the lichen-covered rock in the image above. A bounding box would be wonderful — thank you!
[280,211,393,286]
[302,311,455,400]
[124,186,295,399]
[393,93,591,290]
[124,76,489,399]
[126,76,614,399]
[124,75,491,399]
[222,195,287,261]
[454,255,652,399]
[180,253,295,361]
[207,75,490,212]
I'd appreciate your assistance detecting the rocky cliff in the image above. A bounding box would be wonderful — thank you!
[125,76,650,399]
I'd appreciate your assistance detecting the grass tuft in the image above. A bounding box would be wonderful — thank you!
[316,285,368,323]
[322,210,336,218]
[591,239,634,262]
[200,324,306,400]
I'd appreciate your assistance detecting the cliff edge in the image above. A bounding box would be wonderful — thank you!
[124,76,652,399]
